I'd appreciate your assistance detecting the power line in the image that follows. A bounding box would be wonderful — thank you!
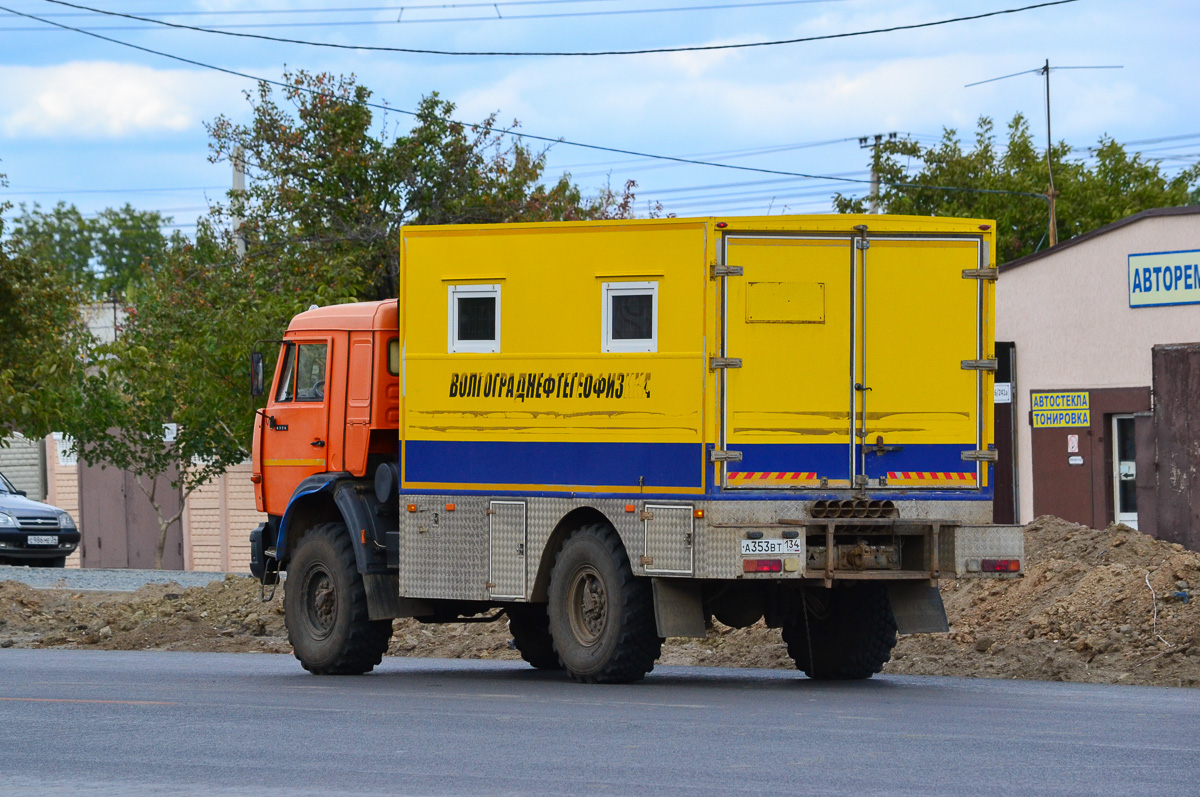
[14,0,631,18]
[23,0,1081,57]
[8,0,845,32]
[0,4,1054,203]
[6,185,225,196]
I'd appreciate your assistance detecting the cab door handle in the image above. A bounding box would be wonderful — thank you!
[310,439,326,448]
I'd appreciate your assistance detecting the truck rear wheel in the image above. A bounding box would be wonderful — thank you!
[507,604,561,670]
[284,522,392,675]
[781,584,897,680]
[547,523,662,684]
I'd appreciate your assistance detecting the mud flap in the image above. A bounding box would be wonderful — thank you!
[652,578,706,638]
[885,583,949,634]
[363,573,435,620]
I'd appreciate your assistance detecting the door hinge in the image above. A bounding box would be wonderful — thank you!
[710,357,742,370]
[962,268,999,280]
[961,359,998,371]
[711,264,743,278]
[710,449,743,462]
[961,449,999,462]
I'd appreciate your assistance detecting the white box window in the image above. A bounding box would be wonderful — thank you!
[602,281,657,353]
[448,284,500,353]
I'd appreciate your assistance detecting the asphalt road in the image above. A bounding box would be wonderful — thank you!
[0,651,1196,796]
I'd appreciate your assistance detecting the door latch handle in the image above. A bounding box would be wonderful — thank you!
[310,439,326,448]
[854,383,872,392]
[871,435,904,455]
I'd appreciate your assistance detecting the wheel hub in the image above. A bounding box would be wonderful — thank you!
[304,566,336,639]
[567,565,607,645]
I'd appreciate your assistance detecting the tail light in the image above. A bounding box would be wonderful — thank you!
[981,558,1021,573]
[743,559,782,573]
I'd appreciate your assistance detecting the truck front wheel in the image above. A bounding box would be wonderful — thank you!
[547,523,662,684]
[781,584,897,680]
[284,522,392,674]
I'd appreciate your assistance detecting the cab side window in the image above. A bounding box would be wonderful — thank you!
[274,342,328,403]
[296,344,328,402]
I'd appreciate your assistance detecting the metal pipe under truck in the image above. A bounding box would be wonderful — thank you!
[248,214,1024,683]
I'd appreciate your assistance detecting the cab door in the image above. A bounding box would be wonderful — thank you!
[721,236,855,488]
[857,238,984,488]
[260,338,332,515]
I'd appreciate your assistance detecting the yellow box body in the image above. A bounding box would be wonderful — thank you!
[399,214,996,500]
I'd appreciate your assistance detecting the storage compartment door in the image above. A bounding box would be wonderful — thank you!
[858,239,983,488]
[488,500,527,599]
[643,504,694,575]
[722,236,854,488]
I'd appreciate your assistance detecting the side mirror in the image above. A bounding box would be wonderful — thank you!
[15,490,26,497]
[250,351,265,397]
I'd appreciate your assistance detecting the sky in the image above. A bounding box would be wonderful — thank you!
[0,0,1197,233]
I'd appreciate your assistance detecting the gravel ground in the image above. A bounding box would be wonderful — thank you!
[0,564,244,592]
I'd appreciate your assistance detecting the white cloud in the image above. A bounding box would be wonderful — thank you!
[0,62,240,139]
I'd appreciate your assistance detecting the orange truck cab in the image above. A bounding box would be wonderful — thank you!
[250,300,402,648]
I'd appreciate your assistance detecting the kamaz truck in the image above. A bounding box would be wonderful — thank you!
[249,214,1024,683]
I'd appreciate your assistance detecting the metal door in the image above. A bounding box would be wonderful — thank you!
[260,338,332,516]
[856,238,985,488]
[1112,415,1138,528]
[643,504,694,575]
[720,233,985,490]
[488,500,527,599]
[721,236,855,488]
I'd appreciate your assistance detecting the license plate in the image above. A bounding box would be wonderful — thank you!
[27,535,58,546]
[740,538,803,555]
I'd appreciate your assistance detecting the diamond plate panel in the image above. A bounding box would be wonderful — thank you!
[397,493,1003,599]
[643,504,693,575]
[940,524,1024,576]
[489,501,527,599]
[400,496,490,600]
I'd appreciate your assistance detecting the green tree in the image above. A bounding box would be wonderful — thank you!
[206,71,634,301]
[0,177,89,441]
[12,201,172,296]
[835,115,1200,263]
[57,71,636,560]
[64,225,260,568]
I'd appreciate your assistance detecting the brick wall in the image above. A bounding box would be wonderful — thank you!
[44,434,82,568]
[182,463,261,573]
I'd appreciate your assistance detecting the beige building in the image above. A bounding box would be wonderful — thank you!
[996,206,1200,547]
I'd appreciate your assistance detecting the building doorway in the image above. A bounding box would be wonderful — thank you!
[1112,414,1138,529]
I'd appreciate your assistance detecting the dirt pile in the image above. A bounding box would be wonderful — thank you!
[886,516,1200,687]
[1,517,1197,687]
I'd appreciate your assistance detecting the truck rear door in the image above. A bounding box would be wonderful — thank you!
[719,231,987,491]
[857,238,984,488]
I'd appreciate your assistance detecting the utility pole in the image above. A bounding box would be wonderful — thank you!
[859,132,897,214]
[966,61,1120,250]
[1041,59,1059,247]
[232,145,246,259]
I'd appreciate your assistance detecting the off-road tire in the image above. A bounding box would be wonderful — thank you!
[781,584,897,680]
[284,522,392,675]
[507,604,561,670]
[547,523,663,684]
